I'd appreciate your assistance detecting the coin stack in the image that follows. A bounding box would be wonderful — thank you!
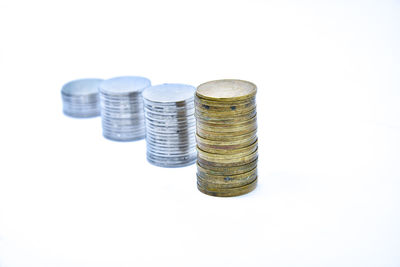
[99,76,151,141]
[195,79,258,197]
[142,83,197,167]
[61,78,103,118]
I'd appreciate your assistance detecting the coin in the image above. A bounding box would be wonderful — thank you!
[195,108,257,122]
[197,146,258,162]
[197,178,257,197]
[198,139,258,155]
[195,79,258,197]
[196,125,256,139]
[197,158,258,176]
[143,83,197,168]
[196,79,257,102]
[99,76,150,141]
[196,130,257,142]
[61,78,103,118]
[197,167,257,185]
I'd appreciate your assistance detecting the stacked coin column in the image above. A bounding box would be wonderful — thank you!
[142,84,197,167]
[99,76,151,141]
[61,78,103,118]
[195,79,258,197]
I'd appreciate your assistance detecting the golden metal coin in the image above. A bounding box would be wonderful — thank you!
[196,139,257,155]
[197,153,258,167]
[196,173,257,189]
[195,99,256,115]
[196,136,257,153]
[197,148,258,164]
[196,117,257,133]
[195,129,257,142]
[197,178,257,197]
[195,107,256,118]
[195,108,256,122]
[195,113,258,127]
[194,95,255,108]
[197,166,257,183]
[196,125,257,138]
[196,79,257,102]
[197,158,258,176]
[195,79,258,197]
[196,113,256,128]
[195,101,256,114]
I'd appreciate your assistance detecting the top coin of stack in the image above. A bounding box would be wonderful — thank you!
[195,79,258,197]
[99,76,151,141]
[61,78,103,118]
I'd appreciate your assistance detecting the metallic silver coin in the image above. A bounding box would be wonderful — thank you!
[142,83,197,167]
[146,142,196,151]
[147,153,197,168]
[145,125,196,135]
[61,78,103,118]
[99,76,151,141]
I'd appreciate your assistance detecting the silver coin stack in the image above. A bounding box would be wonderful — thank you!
[99,76,151,141]
[142,83,196,167]
[61,78,103,118]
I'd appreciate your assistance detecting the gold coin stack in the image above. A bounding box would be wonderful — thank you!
[195,79,258,197]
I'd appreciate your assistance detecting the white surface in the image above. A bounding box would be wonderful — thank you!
[0,0,399,266]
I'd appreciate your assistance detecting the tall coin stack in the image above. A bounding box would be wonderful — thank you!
[142,84,196,167]
[99,76,151,141]
[195,79,258,197]
[61,78,103,118]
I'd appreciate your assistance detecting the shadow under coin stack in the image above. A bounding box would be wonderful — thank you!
[142,84,197,167]
[99,76,151,141]
[195,79,258,197]
[61,79,103,118]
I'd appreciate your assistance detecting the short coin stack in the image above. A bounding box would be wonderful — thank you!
[142,84,196,167]
[61,78,103,118]
[195,79,258,197]
[99,76,151,141]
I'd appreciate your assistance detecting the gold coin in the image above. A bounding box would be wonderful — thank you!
[195,108,257,121]
[195,106,256,118]
[195,108,256,121]
[195,134,257,151]
[196,114,256,129]
[195,129,256,142]
[196,79,257,102]
[196,124,257,138]
[195,99,256,114]
[194,95,256,107]
[197,147,258,164]
[196,173,257,189]
[197,178,257,197]
[197,166,257,184]
[197,158,258,176]
[197,153,258,167]
[196,136,257,152]
[195,113,258,127]
[195,101,256,114]
[196,116,257,132]
[196,139,258,155]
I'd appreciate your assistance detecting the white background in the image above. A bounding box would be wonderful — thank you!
[0,0,399,266]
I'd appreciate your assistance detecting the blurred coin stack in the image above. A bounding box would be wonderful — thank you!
[142,84,196,167]
[195,79,258,197]
[99,76,151,141]
[61,78,103,118]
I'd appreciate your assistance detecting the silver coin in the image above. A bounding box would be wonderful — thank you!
[99,76,150,141]
[147,153,197,168]
[61,78,103,118]
[142,83,196,167]
[99,76,150,95]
